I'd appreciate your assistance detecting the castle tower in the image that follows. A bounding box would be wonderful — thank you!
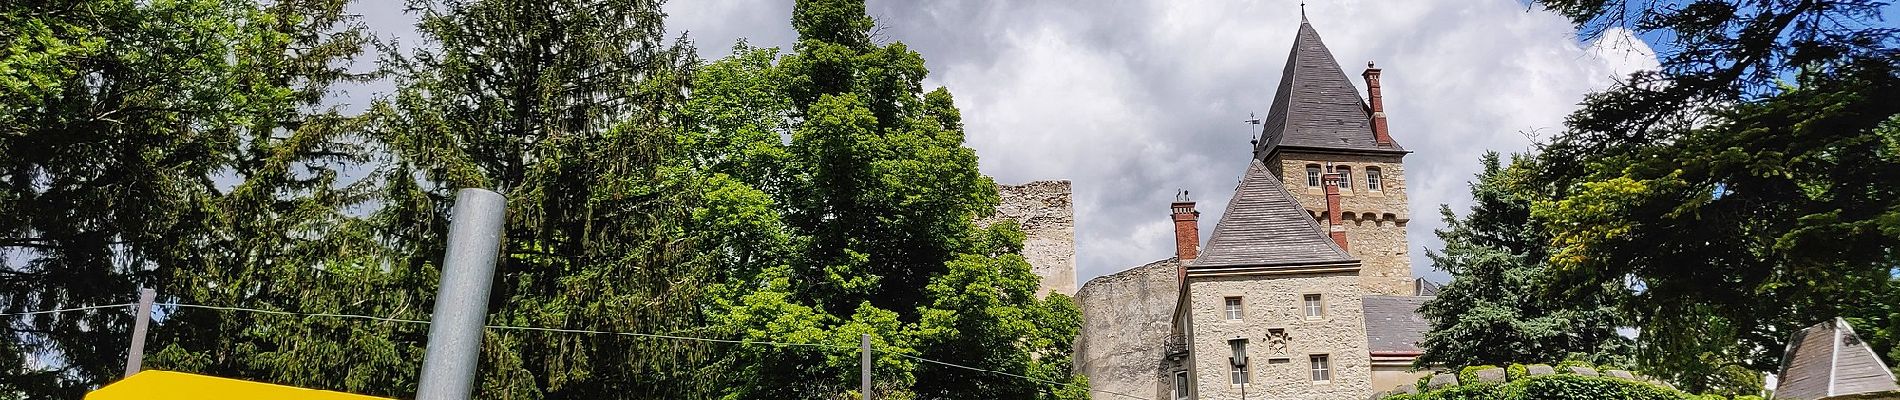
[1251,18,1413,296]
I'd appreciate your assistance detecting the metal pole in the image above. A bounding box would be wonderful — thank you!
[122,288,155,378]
[416,188,506,400]
[861,334,872,400]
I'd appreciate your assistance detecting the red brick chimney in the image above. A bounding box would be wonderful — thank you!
[1363,62,1393,147]
[1322,171,1349,251]
[1171,191,1200,266]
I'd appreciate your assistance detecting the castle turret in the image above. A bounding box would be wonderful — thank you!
[1251,18,1413,296]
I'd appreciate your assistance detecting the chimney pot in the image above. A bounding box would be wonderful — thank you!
[1362,63,1393,147]
[1170,194,1200,280]
[1322,173,1349,251]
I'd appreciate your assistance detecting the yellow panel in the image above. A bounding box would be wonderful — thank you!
[87,370,393,400]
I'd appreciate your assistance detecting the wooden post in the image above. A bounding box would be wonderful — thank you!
[123,288,155,378]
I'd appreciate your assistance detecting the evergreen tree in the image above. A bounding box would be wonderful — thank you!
[0,1,252,396]
[1524,0,1900,391]
[374,0,718,397]
[137,0,427,396]
[1416,152,1631,369]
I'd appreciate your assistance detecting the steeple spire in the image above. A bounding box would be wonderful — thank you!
[1253,18,1406,160]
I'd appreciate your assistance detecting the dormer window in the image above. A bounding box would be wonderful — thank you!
[1305,165,1322,187]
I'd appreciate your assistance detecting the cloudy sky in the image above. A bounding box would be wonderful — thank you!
[354,0,1660,285]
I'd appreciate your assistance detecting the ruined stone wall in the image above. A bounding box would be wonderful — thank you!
[1184,270,1372,400]
[986,180,1077,296]
[1267,152,1414,296]
[1075,258,1180,400]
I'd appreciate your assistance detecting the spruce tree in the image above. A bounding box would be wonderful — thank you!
[1,1,251,396]
[375,0,716,397]
[1416,152,1631,369]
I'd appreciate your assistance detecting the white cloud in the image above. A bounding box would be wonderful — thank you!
[664,0,1666,286]
[345,0,1661,288]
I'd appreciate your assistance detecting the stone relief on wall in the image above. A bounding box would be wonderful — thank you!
[1266,328,1291,356]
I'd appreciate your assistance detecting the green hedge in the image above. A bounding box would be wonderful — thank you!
[1380,374,1758,400]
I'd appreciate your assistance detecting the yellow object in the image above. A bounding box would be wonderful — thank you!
[87,370,393,400]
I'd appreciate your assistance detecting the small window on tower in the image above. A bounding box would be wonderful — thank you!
[1224,297,1243,320]
[1173,370,1190,400]
[1337,167,1353,190]
[1305,165,1322,187]
[1304,294,1324,318]
[1367,167,1383,191]
[1310,354,1332,382]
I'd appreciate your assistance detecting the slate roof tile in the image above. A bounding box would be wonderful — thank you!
[1363,295,1430,354]
[1192,160,1355,268]
[1255,19,1405,157]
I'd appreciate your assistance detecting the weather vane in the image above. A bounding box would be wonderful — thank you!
[1245,112,1262,146]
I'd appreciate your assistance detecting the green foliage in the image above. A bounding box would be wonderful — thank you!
[1417,152,1632,369]
[1384,374,1738,400]
[1508,364,1530,381]
[1,0,257,397]
[687,1,1084,398]
[1458,365,1501,384]
[1520,0,1900,391]
[373,0,723,397]
[1527,54,1900,392]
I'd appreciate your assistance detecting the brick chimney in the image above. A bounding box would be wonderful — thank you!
[1322,171,1349,251]
[1171,191,1200,264]
[1362,62,1393,147]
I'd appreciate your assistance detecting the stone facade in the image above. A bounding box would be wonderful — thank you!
[987,180,1078,296]
[1180,271,1372,400]
[1371,358,1431,393]
[1072,18,1436,400]
[1266,152,1414,296]
[1075,258,1182,400]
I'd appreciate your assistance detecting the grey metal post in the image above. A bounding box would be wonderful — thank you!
[122,288,155,378]
[861,334,872,400]
[416,188,506,400]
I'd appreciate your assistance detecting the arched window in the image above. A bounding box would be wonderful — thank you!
[1305,164,1322,187]
[1336,167,1353,190]
[1366,167,1383,191]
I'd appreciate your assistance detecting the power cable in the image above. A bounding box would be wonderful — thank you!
[165,303,852,350]
[161,301,1147,400]
[894,353,1148,400]
[0,305,133,316]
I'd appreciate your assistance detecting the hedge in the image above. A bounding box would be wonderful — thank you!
[1381,373,1764,400]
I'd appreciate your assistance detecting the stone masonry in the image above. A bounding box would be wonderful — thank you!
[1266,152,1413,296]
[1185,271,1372,399]
[1075,258,1183,400]
[986,180,1078,296]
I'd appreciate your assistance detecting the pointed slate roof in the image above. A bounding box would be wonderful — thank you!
[1775,318,1900,400]
[1254,19,1404,158]
[1192,160,1356,269]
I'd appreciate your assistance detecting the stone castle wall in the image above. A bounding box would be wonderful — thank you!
[1075,258,1181,400]
[986,180,1078,296]
[1185,270,1372,400]
[1267,152,1414,296]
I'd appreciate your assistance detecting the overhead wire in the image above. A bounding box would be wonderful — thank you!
[70,301,1145,399]
[0,303,134,317]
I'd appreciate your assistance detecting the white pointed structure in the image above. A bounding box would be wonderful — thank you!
[1774,318,1899,400]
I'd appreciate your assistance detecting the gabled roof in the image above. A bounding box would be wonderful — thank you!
[1775,318,1900,400]
[1191,160,1356,269]
[1254,19,1404,158]
[1363,295,1430,354]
